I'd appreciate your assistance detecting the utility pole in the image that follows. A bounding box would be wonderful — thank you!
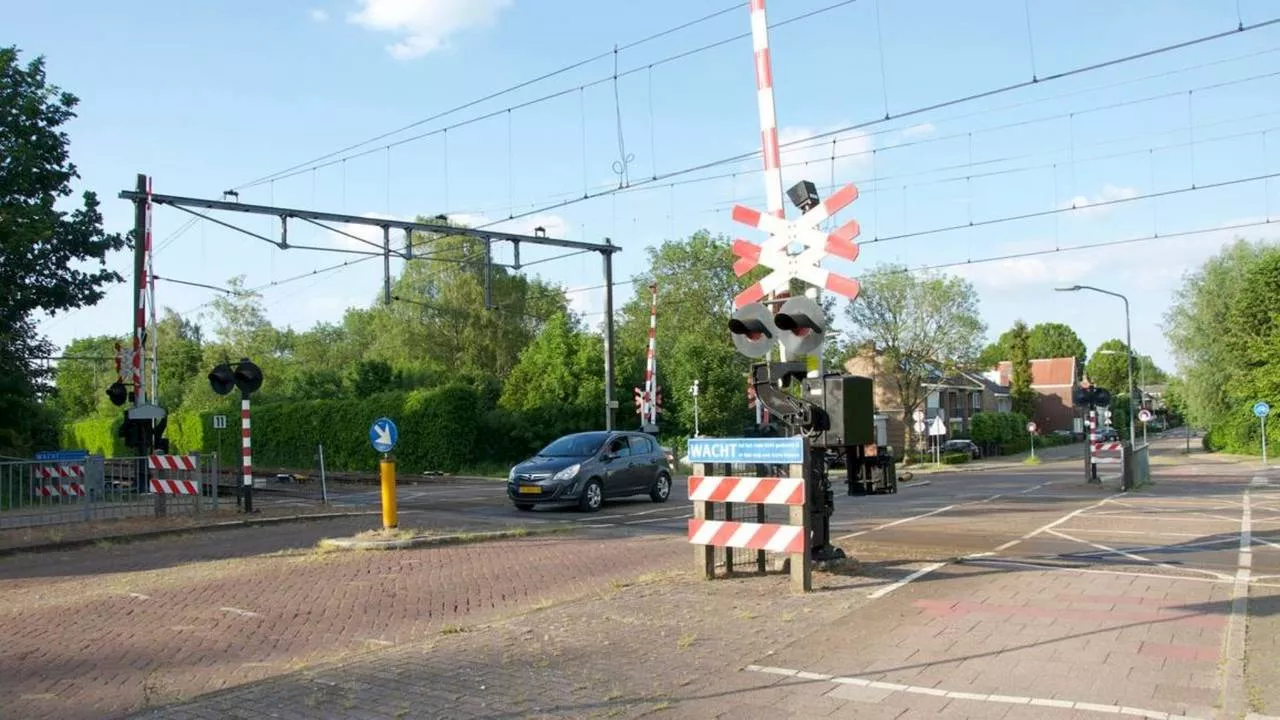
[691,380,700,437]
[602,239,616,430]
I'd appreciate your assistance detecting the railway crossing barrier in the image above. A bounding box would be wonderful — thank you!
[687,437,813,593]
[1090,441,1124,465]
[1,453,213,530]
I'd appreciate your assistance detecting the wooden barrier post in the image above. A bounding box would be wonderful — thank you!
[791,441,812,593]
[693,459,715,579]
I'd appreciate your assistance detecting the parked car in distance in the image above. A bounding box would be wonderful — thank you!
[942,439,982,460]
[1091,428,1120,442]
[507,431,672,513]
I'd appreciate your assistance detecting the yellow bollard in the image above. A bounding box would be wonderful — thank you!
[380,457,397,529]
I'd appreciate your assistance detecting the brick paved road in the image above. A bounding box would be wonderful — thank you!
[7,438,1276,719]
[0,518,686,720]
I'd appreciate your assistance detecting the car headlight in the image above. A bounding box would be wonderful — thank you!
[553,464,580,482]
[507,468,517,481]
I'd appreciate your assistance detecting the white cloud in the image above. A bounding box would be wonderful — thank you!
[775,125,873,191]
[901,122,936,139]
[326,211,402,251]
[308,8,330,21]
[1061,183,1139,217]
[347,0,513,59]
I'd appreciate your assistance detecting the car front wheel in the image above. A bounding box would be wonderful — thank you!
[578,479,603,513]
[650,473,671,503]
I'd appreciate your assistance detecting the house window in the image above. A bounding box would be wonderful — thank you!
[996,397,1012,413]
[926,391,939,410]
[971,391,982,411]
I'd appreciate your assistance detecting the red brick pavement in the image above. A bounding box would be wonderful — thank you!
[0,518,685,720]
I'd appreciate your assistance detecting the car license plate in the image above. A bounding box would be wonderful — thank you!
[518,486,542,495]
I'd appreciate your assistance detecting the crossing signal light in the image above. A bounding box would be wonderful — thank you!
[233,358,264,395]
[208,363,235,396]
[106,381,128,407]
[773,295,825,356]
[729,303,777,358]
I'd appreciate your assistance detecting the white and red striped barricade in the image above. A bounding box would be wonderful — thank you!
[147,454,201,496]
[729,183,862,308]
[1090,441,1124,465]
[33,482,87,498]
[686,437,812,592]
[33,463,88,500]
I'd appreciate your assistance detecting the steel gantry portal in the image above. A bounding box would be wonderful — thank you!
[121,174,624,430]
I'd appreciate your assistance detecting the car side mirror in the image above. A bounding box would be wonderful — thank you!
[600,452,614,462]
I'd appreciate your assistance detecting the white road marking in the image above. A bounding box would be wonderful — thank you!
[1218,489,1252,719]
[128,592,150,600]
[866,561,950,599]
[624,513,692,525]
[1057,528,1205,538]
[219,607,261,618]
[962,557,1243,586]
[744,665,1201,719]
[1046,529,1232,581]
[837,505,957,540]
[993,496,1117,553]
[1253,537,1280,550]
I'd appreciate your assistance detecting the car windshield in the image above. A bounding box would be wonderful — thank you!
[536,432,609,457]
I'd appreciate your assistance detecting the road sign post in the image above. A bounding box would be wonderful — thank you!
[370,417,399,528]
[1138,408,1153,445]
[1027,421,1038,459]
[1255,401,1271,465]
[929,415,947,464]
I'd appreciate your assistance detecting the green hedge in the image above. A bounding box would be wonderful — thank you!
[61,413,126,456]
[940,451,970,465]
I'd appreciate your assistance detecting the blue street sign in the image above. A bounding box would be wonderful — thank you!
[1255,401,1272,419]
[686,437,805,465]
[34,450,89,462]
[369,417,398,453]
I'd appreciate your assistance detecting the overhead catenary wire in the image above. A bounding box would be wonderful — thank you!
[232,0,863,192]
[473,16,1280,230]
[444,43,1280,220]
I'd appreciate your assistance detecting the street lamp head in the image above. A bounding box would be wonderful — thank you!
[1054,286,1082,292]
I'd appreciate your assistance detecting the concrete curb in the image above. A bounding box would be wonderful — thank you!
[0,511,381,558]
[899,479,932,488]
[317,525,577,551]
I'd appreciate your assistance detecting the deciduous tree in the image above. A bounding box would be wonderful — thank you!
[843,266,986,450]
[1,47,126,452]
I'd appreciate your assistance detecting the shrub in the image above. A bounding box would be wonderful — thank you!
[940,452,970,465]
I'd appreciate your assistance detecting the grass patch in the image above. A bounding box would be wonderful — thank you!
[676,632,697,650]
[353,527,430,541]
[1022,455,1042,466]
[440,624,470,635]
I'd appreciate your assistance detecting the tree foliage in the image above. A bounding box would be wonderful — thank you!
[1008,320,1036,418]
[1085,338,1132,395]
[843,265,986,449]
[977,322,1086,372]
[0,47,126,454]
[1166,239,1280,453]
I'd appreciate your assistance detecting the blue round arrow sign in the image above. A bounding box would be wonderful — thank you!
[370,417,398,453]
[1255,401,1271,419]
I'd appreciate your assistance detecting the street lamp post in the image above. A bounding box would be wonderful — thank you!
[1056,285,1137,452]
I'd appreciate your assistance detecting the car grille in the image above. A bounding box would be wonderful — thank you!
[514,473,551,483]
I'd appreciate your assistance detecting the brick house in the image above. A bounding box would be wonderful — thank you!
[843,348,1013,451]
[991,357,1079,433]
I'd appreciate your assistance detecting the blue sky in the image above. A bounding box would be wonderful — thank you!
[13,0,1280,372]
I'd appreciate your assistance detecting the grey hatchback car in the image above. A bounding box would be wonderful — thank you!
[507,431,673,512]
